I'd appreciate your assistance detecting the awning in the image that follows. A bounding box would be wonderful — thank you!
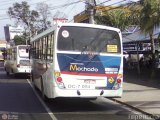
[122,28,160,43]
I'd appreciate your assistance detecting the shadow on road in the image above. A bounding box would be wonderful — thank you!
[124,68,160,89]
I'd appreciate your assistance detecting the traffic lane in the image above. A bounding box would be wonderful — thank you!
[0,82,45,113]
[0,61,53,120]
[0,61,28,79]
[0,61,134,120]
[0,62,47,113]
[45,97,135,120]
[0,78,52,120]
[0,61,9,79]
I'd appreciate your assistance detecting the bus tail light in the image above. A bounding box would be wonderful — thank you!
[117,79,121,84]
[17,64,20,67]
[56,76,65,89]
[56,77,62,83]
[112,74,122,90]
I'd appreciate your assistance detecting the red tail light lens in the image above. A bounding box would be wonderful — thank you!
[57,77,62,82]
[117,79,121,83]
[17,64,20,67]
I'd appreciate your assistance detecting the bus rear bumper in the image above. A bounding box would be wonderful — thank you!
[52,87,122,98]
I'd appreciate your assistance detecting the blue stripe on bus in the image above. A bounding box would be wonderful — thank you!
[57,53,121,73]
[57,53,121,89]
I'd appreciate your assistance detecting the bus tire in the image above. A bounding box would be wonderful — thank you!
[31,71,34,82]
[6,71,9,76]
[5,67,9,76]
[6,68,10,76]
[31,72,36,89]
[41,77,50,102]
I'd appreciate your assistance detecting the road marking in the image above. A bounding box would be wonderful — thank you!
[138,106,160,108]
[134,102,149,107]
[27,79,57,120]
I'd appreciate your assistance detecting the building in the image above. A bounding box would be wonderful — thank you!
[74,10,89,23]
[123,27,160,54]
[4,25,24,43]
[0,40,7,49]
[0,40,8,60]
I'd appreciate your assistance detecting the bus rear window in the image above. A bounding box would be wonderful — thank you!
[18,46,29,58]
[57,26,121,53]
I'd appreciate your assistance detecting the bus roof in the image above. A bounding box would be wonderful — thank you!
[30,23,121,42]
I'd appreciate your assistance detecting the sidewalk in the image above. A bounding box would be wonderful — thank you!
[115,70,160,115]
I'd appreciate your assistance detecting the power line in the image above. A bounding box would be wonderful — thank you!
[49,1,82,10]
[57,0,72,19]
[0,0,50,11]
[1,0,31,6]
[0,0,134,21]
[61,0,71,12]
[97,0,112,5]
[29,0,52,6]
[0,0,82,21]
[0,0,82,11]
[95,0,131,13]
[65,0,79,19]
[107,0,127,6]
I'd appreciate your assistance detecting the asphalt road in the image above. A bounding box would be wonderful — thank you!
[0,61,140,120]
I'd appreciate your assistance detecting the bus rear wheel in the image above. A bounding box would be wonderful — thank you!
[6,69,10,76]
[41,77,50,102]
[31,72,37,89]
[6,71,10,76]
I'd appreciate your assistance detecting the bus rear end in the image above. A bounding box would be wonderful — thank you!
[16,45,31,74]
[53,24,123,98]
[0,51,4,61]
[0,47,5,61]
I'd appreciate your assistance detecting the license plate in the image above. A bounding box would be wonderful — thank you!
[21,66,30,68]
[67,84,95,89]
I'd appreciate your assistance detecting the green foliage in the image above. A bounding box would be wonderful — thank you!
[95,7,136,31]
[140,0,160,34]
[8,1,52,36]
[131,0,160,77]
[95,15,112,26]
[8,1,39,36]
[14,35,26,45]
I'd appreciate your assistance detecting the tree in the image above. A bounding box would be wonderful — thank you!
[36,2,51,31]
[8,1,39,37]
[139,0,160,77]
[14,35,26,45]
[95,7,135,31]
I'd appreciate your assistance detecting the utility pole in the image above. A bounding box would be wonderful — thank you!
[87,0,96,24]
[27,11,32,45]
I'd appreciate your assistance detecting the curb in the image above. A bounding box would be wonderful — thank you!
[108,98,159,120]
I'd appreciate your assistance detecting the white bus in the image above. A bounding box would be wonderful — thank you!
[0,49,4,61]
[4,45,31,76]
[30,23,123,100]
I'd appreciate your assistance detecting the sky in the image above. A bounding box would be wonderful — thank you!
[0,0,139,40]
